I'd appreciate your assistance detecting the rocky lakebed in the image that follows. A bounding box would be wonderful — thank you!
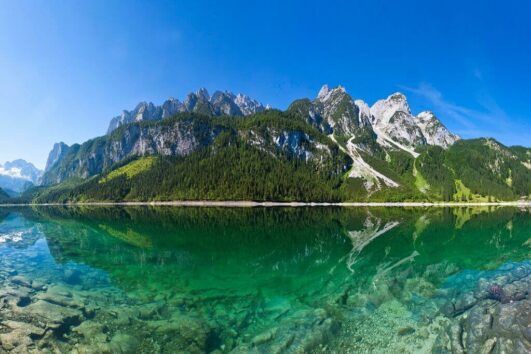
[0,207,529,353]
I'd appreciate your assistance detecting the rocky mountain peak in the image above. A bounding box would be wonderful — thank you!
[316,85,347,102]
[107,88,266,133]
[317,85,330,100]
[299,85,460,149]
[161,98,184,119]
[354,99,370,117]
[196,88,210,101]
[45,142,70,172]
[388,92,407,101]
[234,93,266,115]
[416,111,460,148]
[371,92,411,121]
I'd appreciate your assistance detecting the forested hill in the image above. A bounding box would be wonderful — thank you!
[9,86,531,204]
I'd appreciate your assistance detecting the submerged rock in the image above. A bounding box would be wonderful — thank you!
[434,261,531,353]
[231,308,340,353]
[147,315,212,353]
[25,300,84,330]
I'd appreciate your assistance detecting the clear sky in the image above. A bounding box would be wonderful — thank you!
[1,0,530,168]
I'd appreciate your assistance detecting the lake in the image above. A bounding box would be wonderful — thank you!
[0,206,529,353]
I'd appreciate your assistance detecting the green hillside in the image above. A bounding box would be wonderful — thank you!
[10,111,531,204]
[416,139,531,201]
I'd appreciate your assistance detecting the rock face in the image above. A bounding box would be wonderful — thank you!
[416,111,459,148]
[241,128,335,164]
[369,91,459,151]
[44,142,70,172]
[371,92,427,148]
[107,88,266,134]
[42,116,217,185]
[0,159,43,193]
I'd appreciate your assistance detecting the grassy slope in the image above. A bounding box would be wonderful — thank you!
[100,157,157,184]
[413,160,430,193]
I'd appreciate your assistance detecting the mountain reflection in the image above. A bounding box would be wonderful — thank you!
[1,206,525,295]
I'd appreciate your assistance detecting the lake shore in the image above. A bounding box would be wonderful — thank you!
[1,200,530,207]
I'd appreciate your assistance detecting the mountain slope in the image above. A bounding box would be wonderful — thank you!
[42,110,350,186]
[416,139,531,201]
[287,86,461,191]
[33,134,530,203]
[33,111,351,203]
[31,145,346,203]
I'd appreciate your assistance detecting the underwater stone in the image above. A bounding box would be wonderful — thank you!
[251,328,277,345]
[147,315,212,353]
[11,275,32,288]
[479,337,496,354]
[25,300,84,329]
[452,292,477,316]
[0,329,34,351]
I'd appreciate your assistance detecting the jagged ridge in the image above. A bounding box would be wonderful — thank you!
[107,88,267,134]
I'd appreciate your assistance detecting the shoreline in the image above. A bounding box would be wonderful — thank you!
[0,201,530,207]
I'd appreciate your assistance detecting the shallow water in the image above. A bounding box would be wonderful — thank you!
[0,206,529,353]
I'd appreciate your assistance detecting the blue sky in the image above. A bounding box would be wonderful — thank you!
[0,0,529,168]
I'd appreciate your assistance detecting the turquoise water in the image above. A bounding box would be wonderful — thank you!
[0,207,529,353]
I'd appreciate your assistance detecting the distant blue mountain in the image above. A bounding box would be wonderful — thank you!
[0,159,43,194]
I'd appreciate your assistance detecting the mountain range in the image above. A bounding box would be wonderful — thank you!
[0,159,43,196]
[5,86,531,203]
[107,89,268,134]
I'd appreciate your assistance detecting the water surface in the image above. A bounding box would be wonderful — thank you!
[0,206,529,353]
